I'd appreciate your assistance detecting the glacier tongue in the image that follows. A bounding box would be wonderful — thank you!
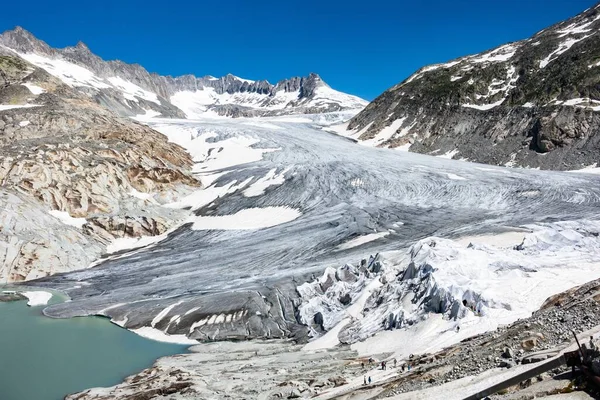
[300,220,600,355]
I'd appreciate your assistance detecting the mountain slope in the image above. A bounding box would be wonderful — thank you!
[0,48,198,282]
[345,3,600,170]
[0,27,367,119]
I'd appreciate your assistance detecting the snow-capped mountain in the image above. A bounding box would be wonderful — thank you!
[344,3,600,170]
[0,27,367,119]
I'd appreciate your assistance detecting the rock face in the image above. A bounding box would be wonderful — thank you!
[0,27,367,119]
[0,50,199,282]
[347,3,600,170]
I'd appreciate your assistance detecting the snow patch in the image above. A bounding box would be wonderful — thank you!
[130,326,197,345]
[243,168,289,197]
[23,83,45,95]
[48,210,86,228]
[337,232,390,250]
[22,291,52,306]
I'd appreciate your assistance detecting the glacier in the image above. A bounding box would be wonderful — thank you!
[29,113,600,345]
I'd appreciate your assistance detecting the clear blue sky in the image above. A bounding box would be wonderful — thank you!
[0,0,597,100]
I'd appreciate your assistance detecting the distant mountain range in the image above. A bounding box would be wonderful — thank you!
[344,3,600,170]
[0,27,367,118]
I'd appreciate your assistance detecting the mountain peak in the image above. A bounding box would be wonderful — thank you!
[75,41,90,52]
[0,26,54,55]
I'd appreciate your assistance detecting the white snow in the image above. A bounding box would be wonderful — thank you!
[540,35,591,68]
[589,60,600,69]
[21,291,52,306]
[243,168,289,197]
[107,77,160,104]
[446,173,466,180]
[522,102,535,108]
[450,75,462,82]
[569,163,600,174]
[166,179,249,211]
[48,210,87,228]
[19,52,110,89]
[437,149,459,159]
[394,142,412,152]
[105,233,170,254]
[151,123,279,173]
[310,86,368,110]
[361,117,407,146]
[23,83,45,95]
[0,104,41,111]
[188,206,301,231]
[231,75,255,84]
[337,232,390,250]
[19,120,30,127]
[151,301,184,327]
[130,326,197,345]
[470,44,517,64]
[461,97,506,110]
[556,13,600,37]
[350,221,600,361]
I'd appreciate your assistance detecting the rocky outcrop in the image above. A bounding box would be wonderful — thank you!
[0,189,103,282]
[347,3,600,170]
[0,52,199,282]
[0,28,367,118]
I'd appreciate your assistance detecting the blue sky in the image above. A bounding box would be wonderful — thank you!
[0,0,597,100]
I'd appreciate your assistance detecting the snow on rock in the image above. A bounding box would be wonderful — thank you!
[107,77,160,104]
[461,97,506,110]
[301,220,600,361]
[23,83,45,94]
[48,210,87,228]
[470,44,517,64]
[540,35,591,68]
[0,104,41,111]
[19,52,110,89]
[22,291,52,306]
[437,149,459,159]
[361,117,407,146]
[189,206,301,230]
[19,120,30,127]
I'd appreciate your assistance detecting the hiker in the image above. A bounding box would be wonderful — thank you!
[401,364,405,372]
[590,336,597,351]
[363,376,367,385]
[361,362,365,369]
[456,325,460,333]
[394,358,397,368]
[368,376,372,384]
[407,364,411,371]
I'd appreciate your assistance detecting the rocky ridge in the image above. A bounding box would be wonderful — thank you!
[346,3,600,170]
[0,27,367,119]
[0,49,199,282]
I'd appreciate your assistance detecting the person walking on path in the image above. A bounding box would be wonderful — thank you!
[368,376,372,384]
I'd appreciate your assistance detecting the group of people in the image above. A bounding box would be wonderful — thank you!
[361,357,412,385]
